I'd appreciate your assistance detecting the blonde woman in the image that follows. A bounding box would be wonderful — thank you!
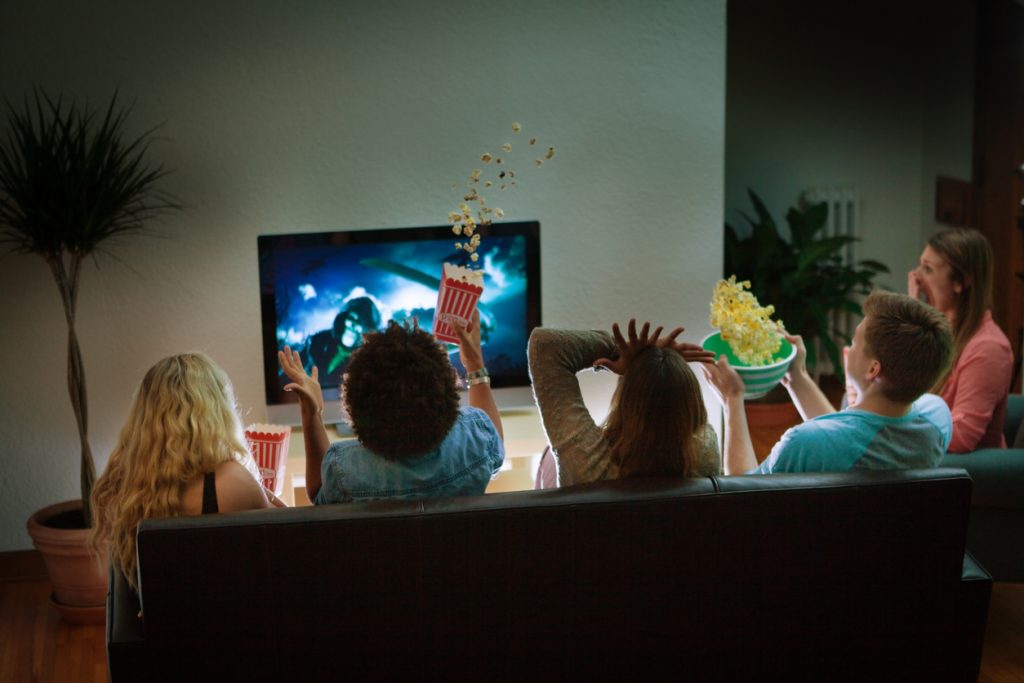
[909,228,1014,451]
[91,353,284,591]
[528,320,720,486]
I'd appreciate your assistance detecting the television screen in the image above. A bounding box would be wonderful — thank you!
[257,221,541,424]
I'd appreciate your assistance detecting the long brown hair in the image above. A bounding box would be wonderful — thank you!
[926,228,993,391]
[603,346,708,478]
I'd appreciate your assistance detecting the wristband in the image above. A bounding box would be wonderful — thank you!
[466,367,490,386]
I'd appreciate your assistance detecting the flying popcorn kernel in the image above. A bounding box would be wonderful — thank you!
[449,122,555,268]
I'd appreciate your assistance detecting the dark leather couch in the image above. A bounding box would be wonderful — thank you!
[940,393,1024,581]
[107,468,990,682]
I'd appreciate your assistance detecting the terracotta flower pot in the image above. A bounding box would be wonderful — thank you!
[744,399,801,463]
[26,499,109,622]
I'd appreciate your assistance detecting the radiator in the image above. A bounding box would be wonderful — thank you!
[801,187,860,377]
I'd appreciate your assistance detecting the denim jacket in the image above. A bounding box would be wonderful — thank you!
[313,407,504,504]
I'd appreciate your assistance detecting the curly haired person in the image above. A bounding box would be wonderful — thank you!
[279,310,504,504]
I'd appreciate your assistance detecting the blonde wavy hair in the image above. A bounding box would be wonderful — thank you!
[90,352,257,590]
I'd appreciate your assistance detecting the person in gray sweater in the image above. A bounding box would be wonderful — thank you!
[528,320,721,486]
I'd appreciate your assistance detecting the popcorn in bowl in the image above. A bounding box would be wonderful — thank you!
[703,276,795,400]
[709,276,783,365]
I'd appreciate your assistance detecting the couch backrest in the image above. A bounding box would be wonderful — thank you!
[135,468,972,680]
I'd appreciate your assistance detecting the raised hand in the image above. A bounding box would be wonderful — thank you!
[700,355,745,404]
[780,330,807,386]
[278,346,325,417]
[454,309,484,373]
[907,268,921,301]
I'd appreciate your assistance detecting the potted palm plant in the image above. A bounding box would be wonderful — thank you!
[0,89,179,620]
[725,189,889,454]
[726,189,889,381]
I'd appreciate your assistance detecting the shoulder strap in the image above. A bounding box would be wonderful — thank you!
[201,471,219,514]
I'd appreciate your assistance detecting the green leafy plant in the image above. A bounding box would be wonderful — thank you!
[0,89,180,527]
[725,189,889,382]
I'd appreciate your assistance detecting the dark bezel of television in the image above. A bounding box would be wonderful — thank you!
[257,221,541,412]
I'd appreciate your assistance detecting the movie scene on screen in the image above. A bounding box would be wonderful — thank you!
[257,222,540,402]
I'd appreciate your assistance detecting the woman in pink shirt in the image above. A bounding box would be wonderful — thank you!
[908,227,1014,452]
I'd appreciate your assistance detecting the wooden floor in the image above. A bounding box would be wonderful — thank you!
[1,551,1022,681]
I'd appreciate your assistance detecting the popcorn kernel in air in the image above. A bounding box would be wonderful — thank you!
[512,122,522,133]
[481,152,493,163]
[501,143,512,152]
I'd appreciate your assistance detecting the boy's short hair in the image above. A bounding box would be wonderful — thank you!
[861,291,953,403]
[343,321,460,460]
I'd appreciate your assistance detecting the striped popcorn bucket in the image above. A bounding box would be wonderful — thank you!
[701,331,796,400]
[432,263,484,344]
[244,424,291,496]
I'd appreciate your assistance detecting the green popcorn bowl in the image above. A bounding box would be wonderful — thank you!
[701,331,796,400]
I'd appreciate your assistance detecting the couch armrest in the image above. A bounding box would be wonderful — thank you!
[939,449,1024,509]
[955,552,992,683]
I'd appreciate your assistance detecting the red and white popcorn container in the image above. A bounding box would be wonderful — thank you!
[244,424,291,497]
[432,263,484,344]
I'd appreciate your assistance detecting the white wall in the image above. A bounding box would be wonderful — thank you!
[0,0,726,550]
[725,0,976,289]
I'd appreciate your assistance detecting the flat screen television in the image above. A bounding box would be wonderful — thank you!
[257,221,541,426]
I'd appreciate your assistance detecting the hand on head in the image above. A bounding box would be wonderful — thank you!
[278,346,325,417]
[593,319,716,374]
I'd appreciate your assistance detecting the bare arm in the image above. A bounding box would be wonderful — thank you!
[298,408,330,500]
[780,332,836,420]
[455,310,503,440]
[700,357,757,474]
[278,346,330,500]
[211,461,287,512]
